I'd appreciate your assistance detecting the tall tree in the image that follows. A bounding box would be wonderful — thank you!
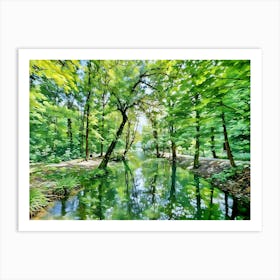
[98,60,160,169]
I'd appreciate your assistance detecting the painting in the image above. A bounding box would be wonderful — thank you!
[18,49,262,231]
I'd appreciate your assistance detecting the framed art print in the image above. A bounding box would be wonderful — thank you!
[2,0,280,279]
[18,49,262,231]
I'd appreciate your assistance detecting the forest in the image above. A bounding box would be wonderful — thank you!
[29,59,251,220]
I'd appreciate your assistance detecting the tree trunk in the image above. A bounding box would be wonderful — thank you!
[193,92,200,169]
[171,139,176,162]
[123,120,131,158]
[100,93,105,157]
[52,117,57,152]
[100,110,105,157]
[98,111,128,169]
[66,100,73,154]
[67,118,73,152]
[170,161,176,196]
[79,110,85,157]
[52,96,58,152]
[170,124,176,162]
[151,119,160,158]
[193,109,200,168]
[85,99,91,161]
[210,127,217,158]
[123,119,138,158]
[221,111,236,167]
[153,129,160,158]
[85,62,92,161]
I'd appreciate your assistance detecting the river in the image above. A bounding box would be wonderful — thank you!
[35,151,249,220]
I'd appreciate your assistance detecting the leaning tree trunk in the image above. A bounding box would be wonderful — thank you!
[221,111,236,167]
[123,120,131,158]
[123,119,138,158]
[98,111,128,169]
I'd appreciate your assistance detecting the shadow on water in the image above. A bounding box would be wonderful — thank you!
[37,152,250,220]
[167,160,176,220]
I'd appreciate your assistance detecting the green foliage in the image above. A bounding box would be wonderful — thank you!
[29,57,251,220]
[30,59,250,166]
[53,176,79,195]
[91,168,108,178]
[211,165,245,183]
[29,188,49,215]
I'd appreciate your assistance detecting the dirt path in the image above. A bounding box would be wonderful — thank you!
[163,153,250,178]
[30,158,102,173]
[47,158,102,168]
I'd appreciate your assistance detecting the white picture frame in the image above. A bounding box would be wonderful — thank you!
[1,1,279,280]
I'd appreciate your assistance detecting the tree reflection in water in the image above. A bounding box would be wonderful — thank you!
[38,153,250,220]
[194,174,201,220]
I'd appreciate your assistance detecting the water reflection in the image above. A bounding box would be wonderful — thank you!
[38,153,250,220]
[194,174,201,220]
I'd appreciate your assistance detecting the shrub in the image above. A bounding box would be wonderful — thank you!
[211,165,244,183]
[54,176,78,195]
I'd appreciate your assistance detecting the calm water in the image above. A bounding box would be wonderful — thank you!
[37,152,249,220]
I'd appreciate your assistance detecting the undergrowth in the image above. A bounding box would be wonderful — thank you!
[53,176,79,196]
[29,187,49,216]
[211,165,245,183]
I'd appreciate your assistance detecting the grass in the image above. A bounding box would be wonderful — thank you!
[30,167,83,217]
[30,187,49,216]
[53,176,79,196]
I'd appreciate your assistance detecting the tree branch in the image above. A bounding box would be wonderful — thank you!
[140,80,158,91]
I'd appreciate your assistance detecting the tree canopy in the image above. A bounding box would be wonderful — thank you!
[29,59,250,168]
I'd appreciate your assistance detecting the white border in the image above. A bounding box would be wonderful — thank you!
[18,49,262,231]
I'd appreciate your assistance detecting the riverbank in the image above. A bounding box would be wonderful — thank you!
[30,163,91,217]
[163,153,250,204]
